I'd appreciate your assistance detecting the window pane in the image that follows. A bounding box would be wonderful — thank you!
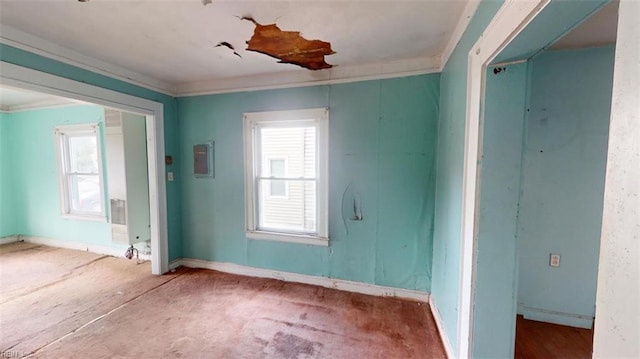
[259,179,316,233]
[68,135,99,173]
[259,126,316,178]
[270,180,286,197]
[270,159,285,176]
[269,159,286,196]
[69,174,101,213]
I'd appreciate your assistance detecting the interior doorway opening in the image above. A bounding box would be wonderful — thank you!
[459,0,620,357]
[510,3,617,357]
[458,0,617,357]
[0,61,169,275]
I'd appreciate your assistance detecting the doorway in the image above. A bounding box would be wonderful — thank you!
[512,3,617,356]
[459,0,621,357]
[0,61,169,274]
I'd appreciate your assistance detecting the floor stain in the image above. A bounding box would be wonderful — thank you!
[267,332,323,359]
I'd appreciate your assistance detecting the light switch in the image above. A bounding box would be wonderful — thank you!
[167,172,174,182]
[550,253,561,267]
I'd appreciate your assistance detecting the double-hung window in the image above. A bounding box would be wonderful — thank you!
[54,123,106,220]
[266,157,288,198]
[244,108,329,246]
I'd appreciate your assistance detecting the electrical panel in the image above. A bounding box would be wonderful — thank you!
[194,141,214,178]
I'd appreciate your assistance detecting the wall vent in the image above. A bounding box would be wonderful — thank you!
[110,199,127,225]
[105,109,122,128]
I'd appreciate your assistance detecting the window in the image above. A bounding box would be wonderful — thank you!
[244,108,328,246]
[54,123,106,220]
[267,158,287,197]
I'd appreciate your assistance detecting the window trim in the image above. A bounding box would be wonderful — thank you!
[54,123,107,221]
[243,107,329,246]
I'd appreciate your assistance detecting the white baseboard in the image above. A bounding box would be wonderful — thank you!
[518,304,593,329]
[0,235,19,245]
[18,235,151,261]
[171,258,429,302]
[429,296,455,359]
[168,258,182,271]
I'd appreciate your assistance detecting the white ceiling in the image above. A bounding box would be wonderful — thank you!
[0,0,469,94]
[0,1,619,96]
[549,1,618,51]
[0,85,80,112]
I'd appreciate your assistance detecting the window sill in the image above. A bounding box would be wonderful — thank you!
[62,213,107,223]
[246,231,329,247]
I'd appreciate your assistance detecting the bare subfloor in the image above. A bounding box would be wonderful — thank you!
[0,242,445,358]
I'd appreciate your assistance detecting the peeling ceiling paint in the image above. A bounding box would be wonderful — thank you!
[0,1,469,86]
[215,41,242,59]
[243,17,335,70]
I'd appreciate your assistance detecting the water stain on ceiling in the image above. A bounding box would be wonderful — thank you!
[242,17,335,70]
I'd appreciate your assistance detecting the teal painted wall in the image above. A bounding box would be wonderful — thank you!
[473,63,529,358]
[432,1,616,353]
[0,113,18,237]
[0,44,182,260]
[517,47,613,327]
[177,74,439,291]
[430,0,504,353]
[2,105,113,244]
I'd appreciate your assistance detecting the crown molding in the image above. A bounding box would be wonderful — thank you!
[440,0,481,70]
[0,1,479,99]
[174,56,441,97]
[0,25,176,96]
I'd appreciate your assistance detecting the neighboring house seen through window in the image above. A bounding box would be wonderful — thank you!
[54,123,106,221]
[244,108,329,246]
[267,158,287,197]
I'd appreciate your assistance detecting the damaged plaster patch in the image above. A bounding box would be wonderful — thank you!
[216,41,242,58]
[242,17,335,70]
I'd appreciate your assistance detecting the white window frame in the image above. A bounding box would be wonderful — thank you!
[243,107,329,246]
[54,123,106,221]
[265,157,289,198]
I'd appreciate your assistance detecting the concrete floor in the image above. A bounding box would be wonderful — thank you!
[0,242,445,358]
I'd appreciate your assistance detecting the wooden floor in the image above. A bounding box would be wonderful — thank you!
[515,315,594,359]
[0,242,445,358]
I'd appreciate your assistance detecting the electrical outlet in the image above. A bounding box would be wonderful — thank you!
[167,172,174,182]
[550,253,561,267]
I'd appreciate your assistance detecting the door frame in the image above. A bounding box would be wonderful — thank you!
[458,1,551,357]
[0,61,169,275]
